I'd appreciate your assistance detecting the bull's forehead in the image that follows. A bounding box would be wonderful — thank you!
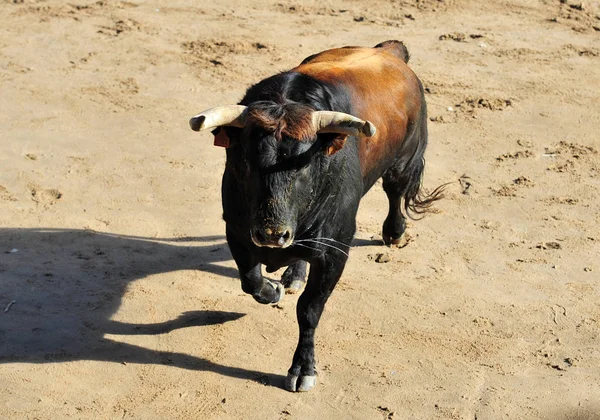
[249,133,314,170]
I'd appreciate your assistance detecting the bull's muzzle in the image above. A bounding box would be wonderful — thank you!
[251,226,294,248]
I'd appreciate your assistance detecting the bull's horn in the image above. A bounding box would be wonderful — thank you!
[189,105,248,132]
[312,111,376,138]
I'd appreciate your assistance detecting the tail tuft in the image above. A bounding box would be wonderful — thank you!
[404,176,448,220]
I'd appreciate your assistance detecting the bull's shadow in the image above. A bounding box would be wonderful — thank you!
[0,228,282,386]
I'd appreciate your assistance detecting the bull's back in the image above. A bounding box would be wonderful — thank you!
[293,42,424,187]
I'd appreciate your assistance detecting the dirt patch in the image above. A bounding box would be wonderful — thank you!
[183,39,275,56]
[550,141,598,158]
[13,0,139,20]
[182,39,278,82]
[492,184,518,197]
[547,160,575,173]
[80,77,140,110]
[0,185,17,202]
[368,252,391,263]
[457,96,514,112]
[513,176,535,187]
[496,150,533,162]
[28,185,62,205]
[438,32,484,42]
[548,0,600,33]
[97,18,143,36]
[543,196,581,205]
[430,95,514,123]
[544,141,598,174]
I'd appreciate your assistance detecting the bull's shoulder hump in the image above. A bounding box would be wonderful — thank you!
[298,46,371,66]
[374,40,410,63]
[293,46,409,82]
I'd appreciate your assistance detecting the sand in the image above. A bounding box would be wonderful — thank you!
[1,0,599,418]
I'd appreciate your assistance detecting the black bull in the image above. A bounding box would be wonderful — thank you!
[189,40,443,391]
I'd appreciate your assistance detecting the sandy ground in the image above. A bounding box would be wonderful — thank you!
[1,0,600,418]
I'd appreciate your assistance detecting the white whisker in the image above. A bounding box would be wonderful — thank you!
[309,237,350,248]
[293,242,323,254]
[295,239,350,257]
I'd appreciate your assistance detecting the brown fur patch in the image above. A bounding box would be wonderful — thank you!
[247,102,316,141]
[325,135,348,156]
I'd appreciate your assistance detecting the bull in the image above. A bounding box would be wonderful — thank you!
[189,40,443,392]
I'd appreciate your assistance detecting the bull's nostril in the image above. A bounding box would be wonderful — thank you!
[278,230,292,246]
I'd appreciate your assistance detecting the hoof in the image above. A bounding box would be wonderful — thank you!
[253,280,285,305]
[383,233,411,248]
[271,281,285,304]
[284,373,317,392]
[382,234,398,246]
[285,279,305,295]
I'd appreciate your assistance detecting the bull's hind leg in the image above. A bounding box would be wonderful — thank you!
[281,261,307,294]
[381,163,408,246]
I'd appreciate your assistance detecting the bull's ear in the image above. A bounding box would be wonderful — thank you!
[323,134,348,156]
[212,127,232,148]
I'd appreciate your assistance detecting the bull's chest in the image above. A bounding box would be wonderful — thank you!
[254,246,304,272]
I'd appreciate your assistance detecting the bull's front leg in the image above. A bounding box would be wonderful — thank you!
[226,228,284,304]
[285,255,347,392]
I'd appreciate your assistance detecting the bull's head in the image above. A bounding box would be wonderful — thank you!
[189,102,376,248]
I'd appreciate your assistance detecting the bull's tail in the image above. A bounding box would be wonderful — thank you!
[401,156,446,219]
[374,40,410,63]
[399,83,446,219]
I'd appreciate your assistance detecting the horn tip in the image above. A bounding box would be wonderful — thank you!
[364,121,376,137]
[189,115,206,132]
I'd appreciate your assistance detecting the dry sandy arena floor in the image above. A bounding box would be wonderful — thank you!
[1,0,600,418]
